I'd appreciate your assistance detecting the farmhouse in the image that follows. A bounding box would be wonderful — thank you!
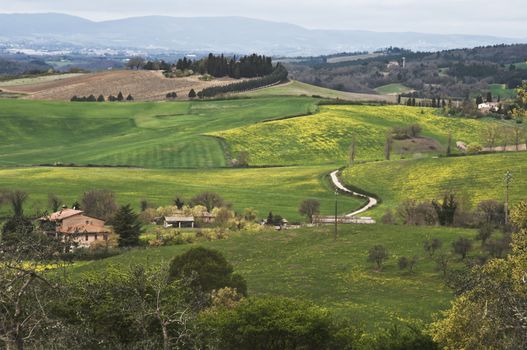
[38,208,110,248]
[164,216,195,228]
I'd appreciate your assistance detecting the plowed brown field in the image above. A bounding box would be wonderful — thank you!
[0,70,243,101]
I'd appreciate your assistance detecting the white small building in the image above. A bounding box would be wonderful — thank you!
[478,102,500,113]
[164,216,195,228]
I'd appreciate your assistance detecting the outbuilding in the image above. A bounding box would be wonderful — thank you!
[164,216,195,228]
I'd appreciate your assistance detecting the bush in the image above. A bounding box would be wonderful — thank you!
[368,245,389,271]
[168,247,247,295]
[198,297,337,350]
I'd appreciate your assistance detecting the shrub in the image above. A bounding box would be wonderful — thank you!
[452,237,472,260]
[168,247,247,295]
[368,245,389,271]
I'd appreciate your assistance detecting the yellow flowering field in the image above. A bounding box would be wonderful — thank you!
[211,105,512,166]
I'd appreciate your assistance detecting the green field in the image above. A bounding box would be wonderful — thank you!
[212,105,510,166]
[0,97,316,168]
[341,152,527,218]
[70,224,478,330]
[471,83,517,100]
[0,165,363,221]
[374,83,413,95]
[242,80,393,102]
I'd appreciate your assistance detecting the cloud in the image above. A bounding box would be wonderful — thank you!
[0,0,525,37]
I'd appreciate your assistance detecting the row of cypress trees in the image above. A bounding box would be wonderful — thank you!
[198,64,288,98]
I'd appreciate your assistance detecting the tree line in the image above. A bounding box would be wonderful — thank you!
[198,64,288,98]
[131,53,275,79]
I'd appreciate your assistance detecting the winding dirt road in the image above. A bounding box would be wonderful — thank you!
[330,170,378,217]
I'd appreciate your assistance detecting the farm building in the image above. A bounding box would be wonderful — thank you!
[164,216,195,228]
[478,102,500,113]
[38,208,110,248]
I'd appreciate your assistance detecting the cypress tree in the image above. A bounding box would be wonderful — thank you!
[114,204,142,247]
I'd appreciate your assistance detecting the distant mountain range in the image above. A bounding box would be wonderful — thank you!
[0,13,525,56]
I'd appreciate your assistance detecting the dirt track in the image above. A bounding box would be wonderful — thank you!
[0,70,243,101]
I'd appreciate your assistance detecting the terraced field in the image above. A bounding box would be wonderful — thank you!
[341,152,527,218]
[0,165,363,221]
[212,105,512,166]
[0,97,316,168]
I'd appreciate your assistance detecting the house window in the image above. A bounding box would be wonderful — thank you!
[85,235,89,241]
[103,234,108,241]
[94,234,98,240]
[86,220,89,224]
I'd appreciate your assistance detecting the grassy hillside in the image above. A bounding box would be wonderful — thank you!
[0,165,362,221]
[0,97,316,168]
[470,83,517,100]
[242,80,393,102]
[341,152,527,218]
[70,224,478,330]
[212,105,510,166]
[374,83,413,95]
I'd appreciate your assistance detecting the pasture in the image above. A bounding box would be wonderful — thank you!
[341,151,527,218]
[0,97,316,168]
[212,105,511,166]
[241,80,393,102]
[70,224,479,330]
[0,165,363,221]
[374,83,413,95]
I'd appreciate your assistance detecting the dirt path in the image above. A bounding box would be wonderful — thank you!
[330,170,378,217]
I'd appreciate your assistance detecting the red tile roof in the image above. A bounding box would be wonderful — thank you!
[48,209,83,221]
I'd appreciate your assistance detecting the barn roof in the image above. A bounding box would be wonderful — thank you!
[164,216,194,222]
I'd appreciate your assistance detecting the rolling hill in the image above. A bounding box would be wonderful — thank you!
[341,152,527,218]
[211,105,513,166]
[0,96,316,168]
[0,13,524,56]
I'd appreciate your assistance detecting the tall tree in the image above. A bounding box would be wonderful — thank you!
[298,199,320,223]
[114,204,142,247]
[349,134,357,165]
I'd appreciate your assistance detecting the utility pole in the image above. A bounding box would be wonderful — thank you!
[504,171,513,225]
[334,190,338,241]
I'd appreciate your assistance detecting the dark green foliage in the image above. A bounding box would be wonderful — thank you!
[97,94,105,102]
[1,215,34,235]
[169,247,247,295]
[114,204,142,247]
[126,94,134,101]
[199,297,336,350]
[190,192,225,212]
[372,325,439,350]
[432,193,457,226]
[174,197,185,210]
[199,64,288,98]
[117,92,124,101]
[166,91,177,99]
[188,89,197,99]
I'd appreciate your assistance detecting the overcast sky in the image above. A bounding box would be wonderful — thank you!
[1,0,526,37]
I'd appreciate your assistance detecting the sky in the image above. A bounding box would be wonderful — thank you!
[0,0,526,37]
